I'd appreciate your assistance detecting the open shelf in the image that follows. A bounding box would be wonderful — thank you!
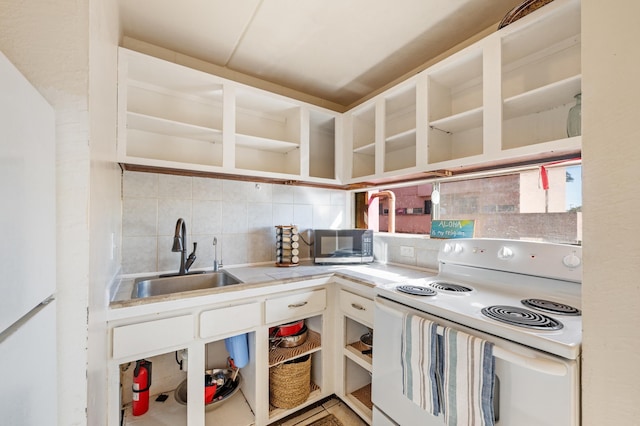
[268,329,322,367]
[345,340,372,371]
[348,383,373,411]
[503,75,581,120]
[127,112,222,142]
[343,355,373,424]
[429,106,483,134]
[500,0,581,152]
[235,133,299,153]
[309,110,336,180]
[353,142,376,156]
[384,83,417,172]
[426,44,484,166]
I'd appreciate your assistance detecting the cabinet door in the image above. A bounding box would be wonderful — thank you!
[265,289,326,325]
[200,302,261,339]
[112,314,193,360]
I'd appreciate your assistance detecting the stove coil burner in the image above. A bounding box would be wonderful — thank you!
[429,281,473,293]
[396,285,437,297]
[521,299,581,316]
[481,305,563,330]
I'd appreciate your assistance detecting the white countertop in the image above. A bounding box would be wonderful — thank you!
[110,261,437,310]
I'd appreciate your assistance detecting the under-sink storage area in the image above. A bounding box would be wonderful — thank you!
[117,332,257,426]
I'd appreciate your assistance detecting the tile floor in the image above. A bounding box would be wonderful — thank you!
[273,397,367,426]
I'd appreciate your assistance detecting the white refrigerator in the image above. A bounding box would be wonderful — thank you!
[0,51,57,424]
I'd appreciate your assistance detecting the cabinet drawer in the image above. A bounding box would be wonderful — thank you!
[200,302,261,339]
[112,314,193,359]
[265,288,326,324]
[340,290,374,325]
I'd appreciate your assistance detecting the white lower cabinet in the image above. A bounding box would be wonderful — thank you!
[263,288,329,424]
[336,289,374,424]
[108,285,333,426]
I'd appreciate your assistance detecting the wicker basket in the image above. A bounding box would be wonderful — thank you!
[269,355,311,409]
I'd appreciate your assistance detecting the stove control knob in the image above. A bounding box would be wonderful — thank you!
[497,246,514,260]
[563,252,582,268]
[454,243,463,254]
[442,243,453,253]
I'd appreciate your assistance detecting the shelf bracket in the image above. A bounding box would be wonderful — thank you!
[429,125,451,135]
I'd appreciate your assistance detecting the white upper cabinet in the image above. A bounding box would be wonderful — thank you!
[117,0,580,186]
[426,43,485,167]
[117,48,341,184]
[118,49,225,168]
[384,81,418,173]
[344,0,581,183]
[233,86,302,176]
[499,0,581,155]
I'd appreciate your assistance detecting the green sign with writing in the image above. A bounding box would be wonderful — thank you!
[430,220,475,239]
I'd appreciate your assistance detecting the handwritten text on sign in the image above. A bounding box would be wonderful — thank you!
[430,220,475,239]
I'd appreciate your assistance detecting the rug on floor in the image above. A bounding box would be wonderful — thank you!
[308,414,344,426]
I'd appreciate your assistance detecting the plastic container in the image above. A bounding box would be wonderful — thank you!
[224,334,249,368]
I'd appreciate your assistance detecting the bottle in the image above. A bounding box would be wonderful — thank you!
[567,93,581,137]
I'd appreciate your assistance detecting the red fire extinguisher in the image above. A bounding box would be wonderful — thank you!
[132,359,152,416]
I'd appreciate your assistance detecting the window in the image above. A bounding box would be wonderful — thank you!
[362,164,582,244]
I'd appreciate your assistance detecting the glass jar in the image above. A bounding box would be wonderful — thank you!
[567,93,581,137]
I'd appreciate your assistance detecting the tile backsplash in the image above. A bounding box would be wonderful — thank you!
[121,171,348,275]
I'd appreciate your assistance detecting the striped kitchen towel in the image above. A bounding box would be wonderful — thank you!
[440,327,495,426]
[401,313,440,415]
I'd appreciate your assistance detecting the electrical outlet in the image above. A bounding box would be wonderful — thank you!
[400,246,415,257]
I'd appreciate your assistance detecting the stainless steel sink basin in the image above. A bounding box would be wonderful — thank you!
[131,271,242,299]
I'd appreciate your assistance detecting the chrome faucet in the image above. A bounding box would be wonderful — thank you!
[212,236,222,271]
[172,218,197,275]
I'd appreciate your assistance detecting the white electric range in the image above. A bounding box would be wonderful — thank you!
[372,238,582,426]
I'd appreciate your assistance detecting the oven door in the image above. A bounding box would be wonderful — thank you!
[372,296,580,426]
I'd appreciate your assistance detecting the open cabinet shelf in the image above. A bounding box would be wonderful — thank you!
[118,47,340,184]
[344,0,581,183]
[500,0,581,152]
[268,329,322,367]
[345,340,372,371]
[384,82,417,172]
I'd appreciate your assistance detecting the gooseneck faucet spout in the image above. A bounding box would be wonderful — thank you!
[172,218,196,275]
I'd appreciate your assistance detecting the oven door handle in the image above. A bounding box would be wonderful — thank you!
[481,340,567,377]
[375,298,569,377]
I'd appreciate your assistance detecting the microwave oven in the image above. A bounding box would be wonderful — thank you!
[313,229,374,264]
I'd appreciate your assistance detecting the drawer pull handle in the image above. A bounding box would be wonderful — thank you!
[351,303,366,311]
[288,301,308,309]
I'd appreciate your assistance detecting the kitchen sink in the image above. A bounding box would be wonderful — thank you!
[131,271,242,299]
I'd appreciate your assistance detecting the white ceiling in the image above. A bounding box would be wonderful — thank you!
[118,0,524,108]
